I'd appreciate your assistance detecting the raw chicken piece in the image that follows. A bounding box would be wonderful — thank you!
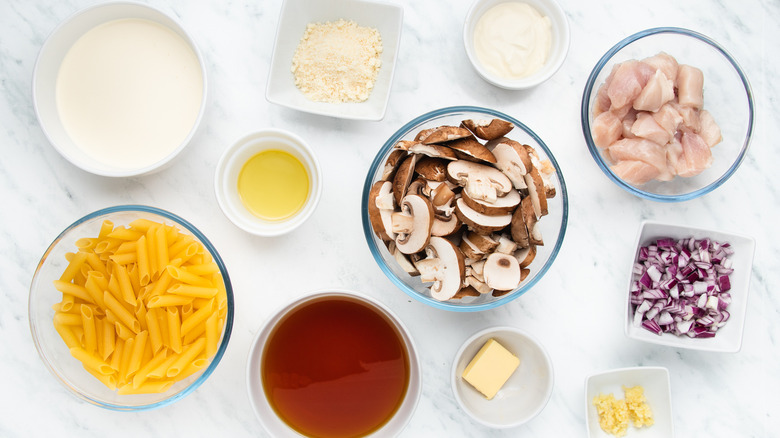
[611,160,661,185]
[672,101,701,132]
[608,138,671,179]
[631,112,672,146]
[622,109,638,139]
[677,64,704,109]
[633,69,675,112]
[652,103,684,136]
[677,129,713,177]
[607,60,656,110]
[591,111,623,148]
[699,109,722,147]
[593,65,618,116]
[666,133,684,176]
[641,52,679,82]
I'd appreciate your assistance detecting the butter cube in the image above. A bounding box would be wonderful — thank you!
[461,338,520,400]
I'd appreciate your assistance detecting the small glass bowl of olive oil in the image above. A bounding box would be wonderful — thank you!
[215,129,322,236]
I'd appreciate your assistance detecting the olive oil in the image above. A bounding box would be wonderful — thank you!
[238,149,309,221]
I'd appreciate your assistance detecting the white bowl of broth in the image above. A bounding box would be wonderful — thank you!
[33,2,207,177]
[214,129,322,236]
[246,290,422,437]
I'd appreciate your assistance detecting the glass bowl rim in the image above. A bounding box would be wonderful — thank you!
[580,26,754,202]
[361,105,569,312]
[28,204,235,411]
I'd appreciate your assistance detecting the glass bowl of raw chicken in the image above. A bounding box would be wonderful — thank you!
[581,27,754,202]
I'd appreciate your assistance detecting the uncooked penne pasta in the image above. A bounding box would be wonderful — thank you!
[52,217,227,394]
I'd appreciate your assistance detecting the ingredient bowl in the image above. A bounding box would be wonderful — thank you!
[265,0,403,120]
[33,2,207,177]
[362,106,568,312]
[585,367,673,438]
[452,326,553,428]
[246,289,421,437]
[581,27,753,202]
[214,129,323,237]
[625,220,754,352]
[28,205,234,410]
[463,0,570,90]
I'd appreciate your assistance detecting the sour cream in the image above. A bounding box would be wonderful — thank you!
[56,18,203,170]
[473,2,552,80]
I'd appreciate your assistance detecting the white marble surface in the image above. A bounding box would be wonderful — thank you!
[1,0,778,436]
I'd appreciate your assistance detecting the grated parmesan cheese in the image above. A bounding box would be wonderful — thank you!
[291,19,382,103]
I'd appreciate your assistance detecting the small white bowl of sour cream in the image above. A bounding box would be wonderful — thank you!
[214,129,323,237]
[463,0,570,90]
[33,2,207,177]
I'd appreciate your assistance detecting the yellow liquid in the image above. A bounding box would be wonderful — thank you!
[238,149,309,221]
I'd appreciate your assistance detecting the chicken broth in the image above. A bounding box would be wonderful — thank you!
[261,296,410,438]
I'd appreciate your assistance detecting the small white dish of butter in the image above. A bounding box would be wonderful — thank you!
[451,326,554,428]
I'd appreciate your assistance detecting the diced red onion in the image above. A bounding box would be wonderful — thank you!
[630,237,735,338]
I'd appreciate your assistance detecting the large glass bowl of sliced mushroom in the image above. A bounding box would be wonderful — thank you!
[362,106,568,311]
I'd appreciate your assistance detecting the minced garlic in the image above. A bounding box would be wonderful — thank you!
[291,19,382,103]
[593,385,653,436]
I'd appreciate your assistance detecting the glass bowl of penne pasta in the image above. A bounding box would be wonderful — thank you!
[28,205,234,410]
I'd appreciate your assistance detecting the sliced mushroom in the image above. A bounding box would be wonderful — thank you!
[468,232,499,254]
[368,180,396,241]
[455,198,512,234]
[387,241,419,276]
[394,140,416,151]
[515,245,536,268]
[461,118,514,140]
[414,128,436,142]
[510,203,530,249]
[519,196,544,246]
[392,194,434,254]
[461,188,521,216]
[466,275,493,295]
[415,157,448,182]
[494,234,518,254]
[491,268,529,297]
[524,167,548,218]
[452,285,481,299]
[381,149,407,181]
[430,183,456,215]
[431,214,462,237]
[407,142,458,160]
[414,236,466,301]
[446,160,513,204]
[487,137,532,190]
[459,233,484,260]
[393,153,418,206]
[445,136,497,164]
[421,126,472,144]
[483,252,521,291]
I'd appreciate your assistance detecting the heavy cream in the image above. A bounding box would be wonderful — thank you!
[473,2,552,80]
[56,18,203,170]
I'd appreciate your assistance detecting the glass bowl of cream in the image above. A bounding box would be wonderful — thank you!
[463,0,570,90]
[33,2,207,177]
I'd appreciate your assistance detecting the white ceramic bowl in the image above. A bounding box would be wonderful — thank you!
[585,367,673,438]
[463,0,570,90]
[32,2,207,177]
[452,326,554,428]
[625,221,755,353]
[246,289,421,437]
[214,129,322,236]
[265,0,403,120]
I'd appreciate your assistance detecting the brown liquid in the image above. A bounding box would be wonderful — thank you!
[262,296,410,438]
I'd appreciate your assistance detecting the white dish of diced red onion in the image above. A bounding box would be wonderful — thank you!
[625,221,754,352]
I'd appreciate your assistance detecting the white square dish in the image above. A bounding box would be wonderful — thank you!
[265,0,403,120]
[625,221,755,352]
[585,367,673,438]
